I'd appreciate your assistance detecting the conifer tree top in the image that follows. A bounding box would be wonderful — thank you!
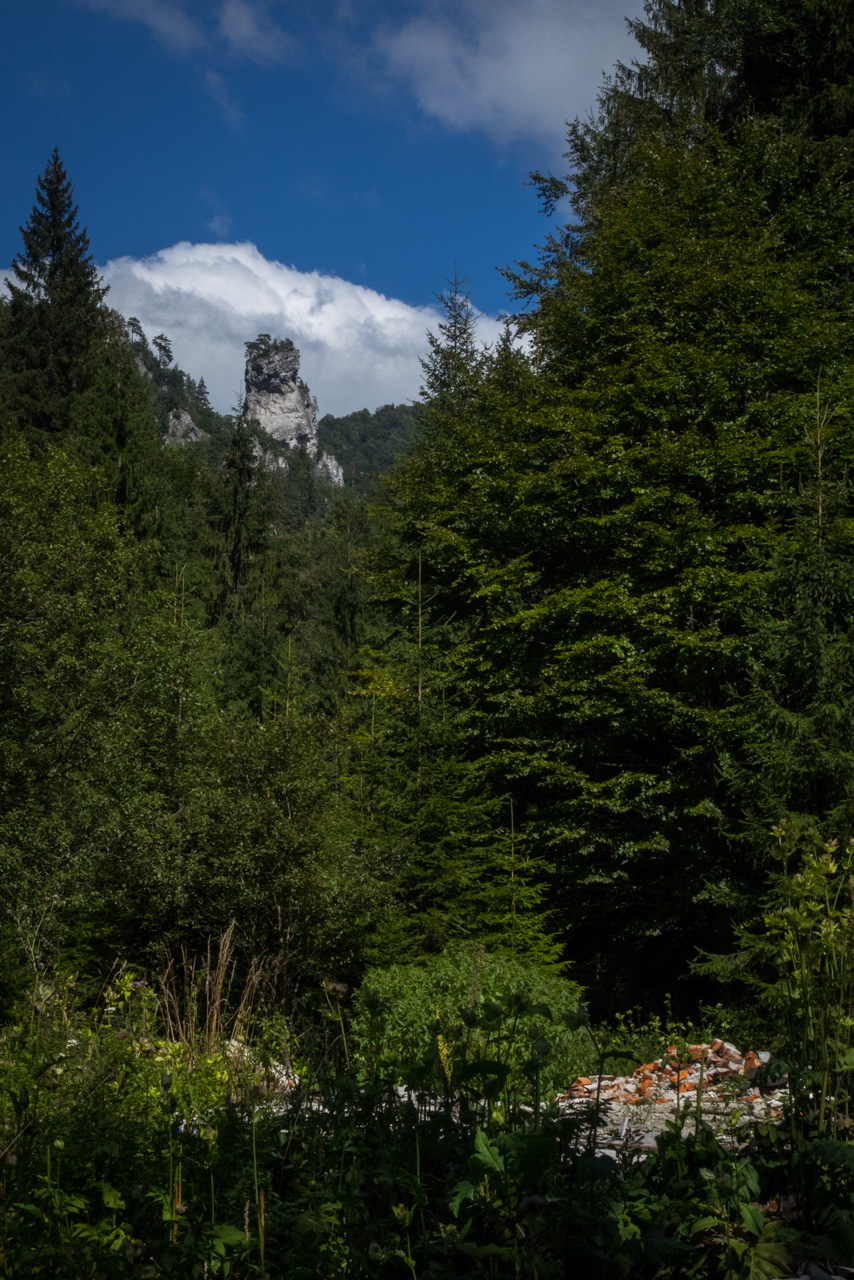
[10,148,106,311]
[244,333,295,362]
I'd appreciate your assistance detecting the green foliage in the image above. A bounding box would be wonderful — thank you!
[700,824,854,1141]
[369,21,854,1003]
[0,151,160,507]
[1,148,107,445]
[123,316,224,441]
[341,562,561,967]
[0,970,817,1280]
[696,821,854,1256]
[0,436,377,1002]
[245,331,294,361]
[420,271,487,411]
[317,402,419,493]
[725,388,854,853]
[352,945,582,1098]
[6,11,854,1272]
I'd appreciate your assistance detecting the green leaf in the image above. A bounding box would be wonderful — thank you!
[448,1180,478,1217]
[563,1006,589,1032]
[739,1203,764,1237]
[473,1129,504,1174]
[458,1059,510,1086]
[95,1182,125,1211]
[690,1215,721,1234]
[213,1224,247,1246]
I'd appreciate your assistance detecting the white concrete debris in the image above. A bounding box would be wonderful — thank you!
[559,1037,787,1152]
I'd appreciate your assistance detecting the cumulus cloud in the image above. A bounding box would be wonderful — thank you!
[101,241,503,417]
[218,0,291,64]
[374,0,644,147]
[72,0,207,54]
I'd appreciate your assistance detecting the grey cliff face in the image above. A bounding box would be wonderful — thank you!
[241,337,342,485]
[242,342,320,456]
[315,451,344,486]
[165,409,207,444]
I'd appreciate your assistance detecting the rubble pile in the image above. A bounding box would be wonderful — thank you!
[558,1038,788,1152]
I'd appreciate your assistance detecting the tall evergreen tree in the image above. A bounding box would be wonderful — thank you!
[727,385,854,853]
[374,0,854,1006]
[420,272,486,413]
[2,149,107,442]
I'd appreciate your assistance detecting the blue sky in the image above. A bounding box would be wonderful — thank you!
[1,0,642,414]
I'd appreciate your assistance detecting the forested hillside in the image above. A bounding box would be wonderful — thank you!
[4,2,854,1274]
[318,403,420,493]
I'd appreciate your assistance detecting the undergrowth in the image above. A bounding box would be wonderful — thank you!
[5,828,854,1278]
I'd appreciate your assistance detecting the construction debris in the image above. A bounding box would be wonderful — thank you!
[557,1038,787,1153]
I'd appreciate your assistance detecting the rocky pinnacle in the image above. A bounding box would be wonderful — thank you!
[241,336,343,485]
[242,337,320,456]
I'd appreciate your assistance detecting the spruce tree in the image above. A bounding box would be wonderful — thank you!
[728,386,854,853]
[375,0,854,1006]
[419,272,486,414]
[3,149,107,442]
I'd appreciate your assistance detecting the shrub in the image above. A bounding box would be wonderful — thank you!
[351,943,584,1098]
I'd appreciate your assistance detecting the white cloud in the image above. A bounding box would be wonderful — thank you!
[71,0,291,65]
[73,0,207,54]
[218,0,291,64]
[101,241,504,417]
[374,0,644,147]
[204,70,243,128]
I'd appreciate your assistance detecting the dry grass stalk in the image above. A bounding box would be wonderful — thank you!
[159,923,268,1058]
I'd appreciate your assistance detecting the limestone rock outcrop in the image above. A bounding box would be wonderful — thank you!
[165,409,207,444]
[242,336,320,455]
[241,334,342,485]
[315,451,344,486]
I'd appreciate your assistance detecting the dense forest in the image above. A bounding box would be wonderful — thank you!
[3,0,854,1275]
